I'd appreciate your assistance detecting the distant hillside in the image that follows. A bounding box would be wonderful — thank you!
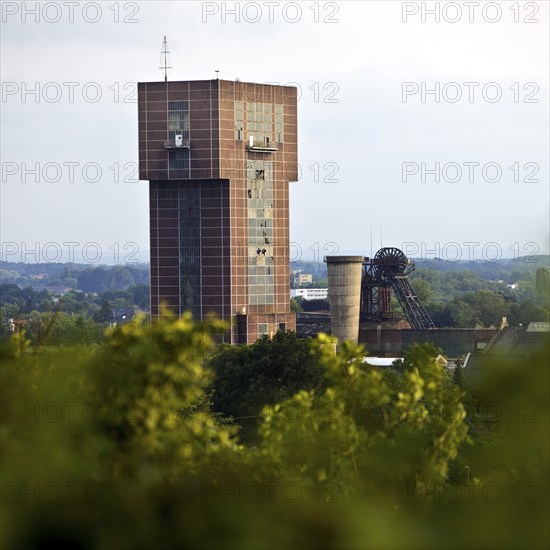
[1,256,548,294]
[0,262,149,293]
[291,256,550,284]
[410,256,550,280]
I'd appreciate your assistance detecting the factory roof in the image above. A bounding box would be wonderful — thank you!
[481,325,549,356]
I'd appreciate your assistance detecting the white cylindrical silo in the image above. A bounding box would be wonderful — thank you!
[325,256,364,345]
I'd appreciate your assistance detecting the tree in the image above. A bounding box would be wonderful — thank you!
[425,302,453,327]
[87,311,236,476]
[412,278,432,302]
[97,300,113,323]
[535,267,550,304]
[108,266,135,290]
[1,313,547,549]
[258,339,470,498]
[130,284,150,310]
[0,268,18,284]
[508,300,550,325]
[77,267,107,292]
[58,290,89,316]
[468,291,507,326]
[208,331,325,440]
[443,291,509,328]
[300,298,330,312]
[449,300,474,327]
[452,361,466,391]
[290,297,303,313]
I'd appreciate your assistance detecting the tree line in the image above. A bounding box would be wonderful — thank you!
[0,262,149,292]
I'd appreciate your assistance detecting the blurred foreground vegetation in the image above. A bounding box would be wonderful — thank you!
[1,313,548,549]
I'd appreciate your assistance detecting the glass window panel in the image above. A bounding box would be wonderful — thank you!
[246,157,275,305]
[167,101,189,141]
[169,149,189,170]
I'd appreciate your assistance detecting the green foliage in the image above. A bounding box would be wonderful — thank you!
[535,267,550,304]
[452,362,467,391]
[97,300,113,323]
[87,311,239,478]
[1,314,548,549]
[0,283,149,320]
[408,265,550,328]
[76,265,145,293]
[28,311,99,346]
[508,299,550,325]
[411,277,432,302]
[298,279,329,289]
[208,331,325,440]
[300,298,330,312]
[129,283,150,310]
[1,311,244,548]
[424,289,537,328]
[290,297,303,313]
[1,283,150,344]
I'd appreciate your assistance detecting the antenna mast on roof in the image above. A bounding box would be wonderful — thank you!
[159,36,172,82]
[370,226,373,258]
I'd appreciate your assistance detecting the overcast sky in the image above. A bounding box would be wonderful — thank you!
[1,1,548,264]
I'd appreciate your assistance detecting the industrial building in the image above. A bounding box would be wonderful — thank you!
[291,288,329,301]
[324,248,435,346]
[288,248,498,357]
[291,270,313,286]
[138,79,298,343]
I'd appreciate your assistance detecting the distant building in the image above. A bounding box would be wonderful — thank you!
[295,312,331,338]
[109,307,136,327]
[291,271,313,286]
[362,357,401,367]
[359,326,497,358]
[291,288,328,301]
[464,322,549,369]
[462,322,549,431]
[138,79,298,343]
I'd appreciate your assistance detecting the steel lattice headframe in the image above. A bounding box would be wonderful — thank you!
[360,247,435,329]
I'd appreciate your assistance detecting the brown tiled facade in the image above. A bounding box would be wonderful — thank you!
[138,79,298,343]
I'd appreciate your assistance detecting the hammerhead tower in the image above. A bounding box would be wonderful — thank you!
[138,78,298,343]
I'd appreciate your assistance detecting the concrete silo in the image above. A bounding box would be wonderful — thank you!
[325,256,364,345]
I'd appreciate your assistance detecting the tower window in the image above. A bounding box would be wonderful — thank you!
[169,149,189,170]
[168,100,189,144]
